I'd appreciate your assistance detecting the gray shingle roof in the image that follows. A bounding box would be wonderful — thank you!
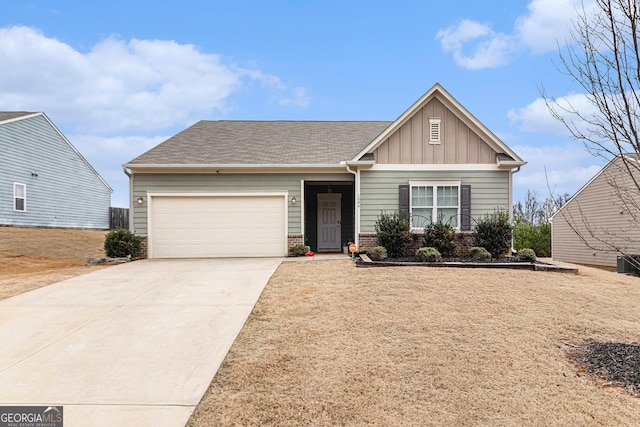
[127,120,392,166]
[0,112,37,122]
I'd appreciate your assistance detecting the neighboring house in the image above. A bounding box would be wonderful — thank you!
[0,112,112,229]
[124,83,526,258]
[551,154,640,268]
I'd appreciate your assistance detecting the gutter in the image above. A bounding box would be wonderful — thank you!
[341,160,374,250]
[122,166,133,231]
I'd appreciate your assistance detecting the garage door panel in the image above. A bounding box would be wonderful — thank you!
[150,195,286,258]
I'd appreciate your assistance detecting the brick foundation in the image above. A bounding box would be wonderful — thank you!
[138,235,148,259]
[287,234,304,256]
[357,232,474,257]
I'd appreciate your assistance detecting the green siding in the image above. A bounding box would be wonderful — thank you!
[359,170,510,232]
[132,172,353,235]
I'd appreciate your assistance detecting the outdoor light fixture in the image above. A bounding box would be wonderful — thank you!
[137,197,144,204]
[291,196,297,204]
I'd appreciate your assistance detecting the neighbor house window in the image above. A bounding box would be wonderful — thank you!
[429,117,441,144]
[14,183,26,212]
[410,181,460,229]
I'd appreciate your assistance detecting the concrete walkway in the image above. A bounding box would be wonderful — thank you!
[0,258,281,426]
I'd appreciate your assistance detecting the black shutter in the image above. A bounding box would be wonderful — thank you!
[399,184,410,218]
[460,185,471,231]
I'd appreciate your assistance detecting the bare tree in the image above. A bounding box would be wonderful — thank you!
[543,0,640,267]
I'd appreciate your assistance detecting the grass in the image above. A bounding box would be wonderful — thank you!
[0,226,108,300]
[188,260,640,426]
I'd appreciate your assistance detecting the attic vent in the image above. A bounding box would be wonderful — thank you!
[429,118,441,144]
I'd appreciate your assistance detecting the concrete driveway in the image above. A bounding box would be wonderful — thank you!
[0,258,281,426]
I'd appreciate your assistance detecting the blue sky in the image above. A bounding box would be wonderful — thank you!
[1,0,603,207]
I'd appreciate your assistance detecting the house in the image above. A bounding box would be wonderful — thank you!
[0,112,112,229]
[124,83,525,258]
[551,154,640,268]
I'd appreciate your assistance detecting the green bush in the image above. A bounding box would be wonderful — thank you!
[469,247,491,261]
[368,246,388,261]
[289,244,308,257]
[473,209,513,258]
[518,248,537,262]
[374,211,412,258]
[415,247,442,262]
[513,222,551,257]
[104,229,142,259]
[423,219,457,258]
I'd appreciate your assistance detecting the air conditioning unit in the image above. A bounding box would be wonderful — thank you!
[617,255,640,274]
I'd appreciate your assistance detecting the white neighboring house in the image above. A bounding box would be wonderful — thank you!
[0,112,112,229]
[551,154,640,268]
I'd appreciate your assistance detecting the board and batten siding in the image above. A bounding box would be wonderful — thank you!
[373,98,497,165]
[359,169,510,232]
[0,114,111,228]
[552,156,640,267]
[131,172,353,235]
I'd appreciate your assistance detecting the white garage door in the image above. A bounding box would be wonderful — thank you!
[149,194,287,258]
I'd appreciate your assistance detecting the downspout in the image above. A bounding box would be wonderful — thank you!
[122,166,133,232]
[510,166,521,253]
[345,163,359,249]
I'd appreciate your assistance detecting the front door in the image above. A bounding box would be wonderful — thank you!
[317,193,341,252]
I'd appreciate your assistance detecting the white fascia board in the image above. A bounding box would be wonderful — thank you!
[0,112,42,125]
[367,163,504,171]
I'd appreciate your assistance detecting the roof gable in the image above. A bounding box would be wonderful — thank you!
[0,112,112,192]
[353,83,525,167]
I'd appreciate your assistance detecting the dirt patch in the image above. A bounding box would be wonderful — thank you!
[0,227,109,300]
[188,260,640,426]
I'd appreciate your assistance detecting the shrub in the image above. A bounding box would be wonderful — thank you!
[104,229,142,259]
[415,247,442,262]
[374,211,412,258]
[518,248,537,262]
[513,222,551,257]
[423,219,457,258]
[289,244,308,257]
[368,246,388,261]
[473,209,513,258]
[469,247,491,261]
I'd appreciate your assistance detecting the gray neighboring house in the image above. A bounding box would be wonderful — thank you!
[551,154,640,268]
[0,112,112,229]
[124,83,526,258]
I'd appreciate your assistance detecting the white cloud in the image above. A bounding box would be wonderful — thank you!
[437,0,596,69]
[508,93,599,135]
[512,142,604,201]
[278,87,312,107]
[0,26,308,134]
[436,20,514,69]
[0,25,310,206]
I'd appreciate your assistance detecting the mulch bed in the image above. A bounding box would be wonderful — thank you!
[572,341,640,396]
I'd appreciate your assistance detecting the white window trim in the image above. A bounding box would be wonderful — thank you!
[409,180,461,230]
[13,182,26,212]
[429,117,441,144]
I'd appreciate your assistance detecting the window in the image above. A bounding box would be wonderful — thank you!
[409,181,459,229]
[429,117,441,144]
[14,183,26,212]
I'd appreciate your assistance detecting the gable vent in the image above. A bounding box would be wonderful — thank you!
[429,117,441,144]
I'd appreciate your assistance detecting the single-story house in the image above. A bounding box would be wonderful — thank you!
[0,112,112,229]
[124,83,526,258]
[551,154,640,268]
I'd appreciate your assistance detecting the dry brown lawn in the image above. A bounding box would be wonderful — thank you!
[189,260,640,426]
[0,226,109,300]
